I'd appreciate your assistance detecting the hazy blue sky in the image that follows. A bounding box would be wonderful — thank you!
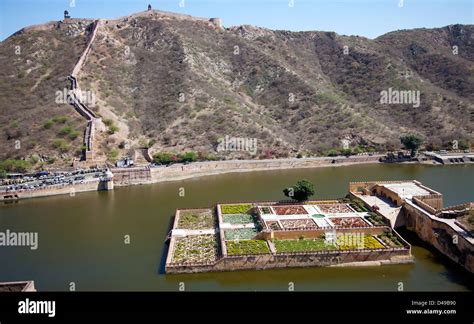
[0,0,472,40]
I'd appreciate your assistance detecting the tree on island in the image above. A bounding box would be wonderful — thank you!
[283,180,315,202]
[400,134,423,157]
[148,4,152,11]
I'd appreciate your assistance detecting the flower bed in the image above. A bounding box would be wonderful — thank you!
[221,204,252,214]
[350,202,368,212]
[226,240,271,255]
[172,234,219,263]
[317,204,353,213]
[272,206,308,215]
[365,212,386,226]
[378,232,403,248]
[224,228,258,240]
[259,206,273,214]
[337,234,384,250]
[306,200,340,205]
[329,217,369,228]
[177,209,216,230]
[274,239,336,253]
[266,221,281,230]
[222,213,255,224]
[280,219,318,229]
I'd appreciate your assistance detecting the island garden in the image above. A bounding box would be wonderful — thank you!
[165,180,414,273]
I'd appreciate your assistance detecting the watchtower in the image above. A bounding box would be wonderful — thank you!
[209,18,223,29]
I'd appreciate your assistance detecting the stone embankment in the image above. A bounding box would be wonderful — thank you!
[1,180,101,201]
[150,155,381,182]
[111,154,382,187]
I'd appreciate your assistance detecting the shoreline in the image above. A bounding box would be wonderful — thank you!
[112,155,384,187]
[1,157,379,202]
[117,158,384,187]
[2,155,471,202]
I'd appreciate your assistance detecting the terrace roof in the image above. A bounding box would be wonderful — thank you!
[383,182,431,199]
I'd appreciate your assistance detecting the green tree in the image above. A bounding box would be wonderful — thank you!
[283,179,315,202]
[0,159,31,173]
[153,152,173,165]
[353,146,364,154]
[179,151,198,163]
[458,139,470,151]
[340,148,353,157]
[400,134,423,157]
[327,149,339,157]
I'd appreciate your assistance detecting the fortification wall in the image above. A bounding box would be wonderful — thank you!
[404,202,474,273]
[348,180,410,193]
[412,196,438,214]
[71,20,100,77]
[414,194,443,211]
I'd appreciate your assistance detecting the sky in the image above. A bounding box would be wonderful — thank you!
[0,0,472,41]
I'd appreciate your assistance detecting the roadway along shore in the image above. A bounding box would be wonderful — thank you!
[0,154,454,201]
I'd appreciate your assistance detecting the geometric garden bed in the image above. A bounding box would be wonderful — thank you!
[222,213,255,225]
[177,209,216,230]
[224,228,258,240]
[172,234,219,264]
[329,217,369,228]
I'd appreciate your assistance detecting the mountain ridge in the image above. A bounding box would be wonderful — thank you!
[0,10,472,169]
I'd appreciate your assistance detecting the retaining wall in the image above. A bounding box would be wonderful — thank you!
[150,156,381,183]
[111,167,152,186]
[166,248,412,274]
[1,180,102,201]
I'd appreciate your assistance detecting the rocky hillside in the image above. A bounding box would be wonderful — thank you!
[0,19,94,168]
[0,10,473,169]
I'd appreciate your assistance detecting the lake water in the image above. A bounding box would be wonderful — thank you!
[0,164,473,291]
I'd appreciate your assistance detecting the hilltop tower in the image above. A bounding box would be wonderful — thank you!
[209,18,223,29]
[148,4,152,11]
[64,10,70,19]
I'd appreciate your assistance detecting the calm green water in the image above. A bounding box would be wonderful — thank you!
[0,164,473,291]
